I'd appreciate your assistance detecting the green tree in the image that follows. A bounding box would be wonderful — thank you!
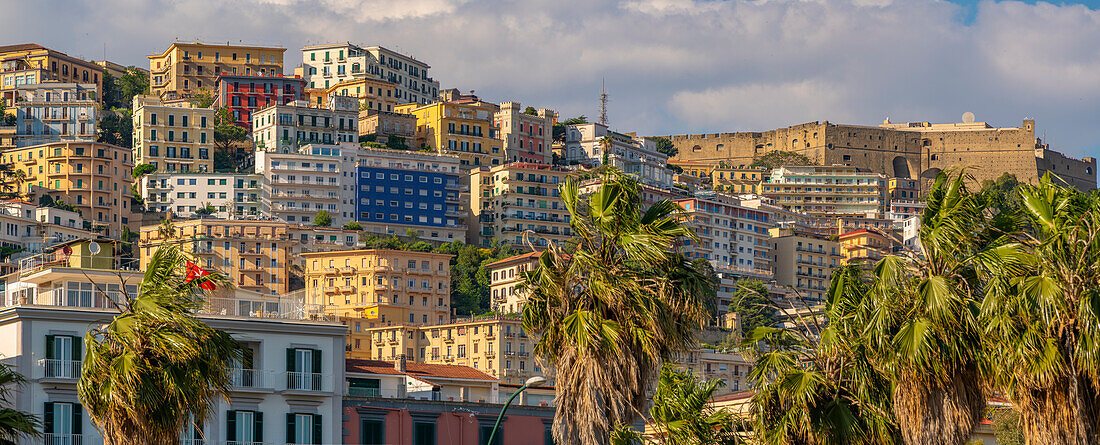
[212,107,249,171]
[748,150,814,170]
[97,108,133,148]
[101,72,122,109]
[648,365,742,445]
[690,258,719,317]
[523,106,538,116]
[189,88,216,108]
[0,361,41,442]
[342,221,362,231]
[978,172,1023,216]
[194,203,216,216]
[118,67,149,104]
[646,136,677,158]
[522,168,709,444]
[132,163,157,178]
[385,136,408,150]
[599,135,613,165]
[729,279,776,337]
[553,115,588,142]
[313,210,332,227]
[78,246,241,444]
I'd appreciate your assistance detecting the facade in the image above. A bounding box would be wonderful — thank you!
[396,100,504,169]
[0,141,134,238]
[838,228,894,263]
[148,41,286,99]
[0,44,104,108]
[0,241,345,445]
[286,225,365,269]
[322,77,401,112]
[300,249,452,326]
[138,219,293,296]
[299,43,439,105]
[469,163,573,248]
[10,82,98,148]
[354,316,544,385]
[255,144,361,226]
[252,98,358,152]
[213,74,306,130]
[358,110,417,145]
[675,194,773,276]
[711,165,766,194]
[665,117,1097,192]
[495,102,555,164]
[354,147,466,242]
[769,226,843,302]
[131,94,215,172]
[887,177,925,222]
[0,201,96,259]
[139,172,263,218]
[93,60,146,80]
[676,348,754,394]
[487,251,540,314]
[761,165,888,218]
[564,122,673,188]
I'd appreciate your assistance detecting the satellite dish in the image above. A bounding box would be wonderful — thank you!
[88,242,101,255]
[962,112,975,123]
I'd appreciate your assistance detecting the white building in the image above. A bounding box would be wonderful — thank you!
[0,241,347,445]
[140,173,263,218]
[564,122,673,188]
[0,201,96,260]
[11,82,98,148]
[299,43,439,105]
[255,143,362,226]
[252,97,358,153]
[675,193,775,276]
[901,215,921,251]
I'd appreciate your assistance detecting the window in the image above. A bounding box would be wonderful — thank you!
[45,335,81,378]
[226,410,263,444]
[361,417,385,444]
[44,402,83,443]
[480,421,503,445]
[286,348,322,390]
[413,418,436,445]
[286,413,322,444]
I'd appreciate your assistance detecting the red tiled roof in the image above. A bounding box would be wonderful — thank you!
[486,251,542,268]
[347,359,496,381]
[711,390,756,403]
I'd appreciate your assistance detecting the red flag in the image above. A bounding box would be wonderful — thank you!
[184,261,216,291]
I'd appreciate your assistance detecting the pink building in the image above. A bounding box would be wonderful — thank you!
[495,102,555,164]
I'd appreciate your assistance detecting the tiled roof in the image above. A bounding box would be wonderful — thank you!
[347,359,496,381]
[0,44,47,54]
[486,251,541,268]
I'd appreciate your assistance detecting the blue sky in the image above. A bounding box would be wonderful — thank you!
[2,0,1099,161]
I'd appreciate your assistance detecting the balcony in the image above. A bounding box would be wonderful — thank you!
[443,336,454,343]
[229,368,266,389]
[40,359,80,380]
[348,386,382,397]
[43,434,88,444]
[286,371,323,391]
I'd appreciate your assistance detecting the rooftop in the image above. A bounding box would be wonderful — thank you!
[347,359,495,381]
[486,251,541,268]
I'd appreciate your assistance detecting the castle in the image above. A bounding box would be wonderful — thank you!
[662,117,1096,191]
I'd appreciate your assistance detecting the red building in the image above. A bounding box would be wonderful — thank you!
[213,74,305,131]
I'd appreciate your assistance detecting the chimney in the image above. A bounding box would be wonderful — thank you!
[395,354,406,373]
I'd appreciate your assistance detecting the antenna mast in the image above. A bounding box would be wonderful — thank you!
[599,78,608,127]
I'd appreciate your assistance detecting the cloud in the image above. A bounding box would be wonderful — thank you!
[2,0,1099,159]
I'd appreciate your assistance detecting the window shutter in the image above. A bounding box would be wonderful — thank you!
[226,410,236,441]
[312,349,322,374]
[43,402,53,434]
[312,414,322,445]
[286,413,296,444]
[255,411,264,442]
[286,348,296,372]
[45,335,54,360]
[72,337,82,361]
[73,404,82,435]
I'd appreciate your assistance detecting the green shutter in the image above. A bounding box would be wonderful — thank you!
[73,404,82,435]
[45,335,54,360]
[43,403,53,434]
[312,414,322,445]
[254,411,264,442]
[286,413,296,444]
[312,349,322,373]
[72,337,81,361]
[287,348,296,372]
[226,410,236,441]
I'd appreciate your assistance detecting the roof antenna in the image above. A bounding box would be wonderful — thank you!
[599,78,608,127]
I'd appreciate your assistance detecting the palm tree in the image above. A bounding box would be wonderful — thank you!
[981,174,1100,443]
[522,168,710,445]
[78,245,242,445]
[648,364,742,445]
[599,135,613,165]
[0,361,40,443]
[9,169,26,196]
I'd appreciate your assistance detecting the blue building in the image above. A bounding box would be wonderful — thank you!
[355,148,466,243]
[11,82,98,147]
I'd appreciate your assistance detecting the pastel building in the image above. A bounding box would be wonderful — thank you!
[675,194,773,277]
[139,172,263,218]
[213,74,306,130]
[711,165,767,194]
[148,41,286,99]
[761,165,888,218]
[769,226,843,302]
[397,100,504,169]
[0,44,104,108]
[469,163,573,248]
[487,252,540,314]
[358,110,417,146]
[131,95,215,172]
[320,77,401,113]
[255,144,361,226]
[252,97,358,152]
[299,43,439,105]
[355,147,465,243]
[563,122,674,189]
[495,102,555,164]
[10,82,98,148]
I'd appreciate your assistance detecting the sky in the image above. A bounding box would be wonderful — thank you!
[3,0,1100,159]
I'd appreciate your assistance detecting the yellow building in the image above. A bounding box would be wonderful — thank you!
[148,41,285,98]
[131,95,216,172]
[138,219,293,296]
[469,163,573,248]
[301,249,452,326]
[712,165,766,194]
[0,141,134,238]
[396,100,503,169]
[352,316,544,385]
[0,126,14,151]
[487,251,540,314]
[838,228,893,263]
[0,44,104,108]
[321,78,400,112]
[769,226,843,302]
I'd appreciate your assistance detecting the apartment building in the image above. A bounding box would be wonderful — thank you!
[0,201,96,258]
[299,43,439,105]
[676,348,754,394]
[355,147,465,243]
[712,165,766,194]
[10,82,97,148]
[139,172,263,218]
[300,249,452,326]
[286,225,365,269]
[887,177,925,222]
[255,143,361,226]
[139,219,293,296]
[0,240,345,445]
[131,95,215,172]
[358,109,416,145]
[397,100,503,169]
[321,77,401,112]
[769,226,843,302]
[838,228,894,263]
[761,165,888,218]
[675,194,773,276]
[0,44,103,108]
[495,102,555,164]
[469,163,573,248]
[213,74,306,130]
[252,97,358,153]
[487,251,540,314]
[564,122,674,189]
[355,316,544,386]
[148,41,285,99]
[0,141,134,239]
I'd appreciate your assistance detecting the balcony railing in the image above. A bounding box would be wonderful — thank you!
[229,368,264,389]
[348,387,382,397]
[43,434,87,445]
[286,371,323,391]
[40,359,81,379]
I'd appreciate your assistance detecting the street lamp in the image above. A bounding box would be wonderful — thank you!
[487,376,546,445]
